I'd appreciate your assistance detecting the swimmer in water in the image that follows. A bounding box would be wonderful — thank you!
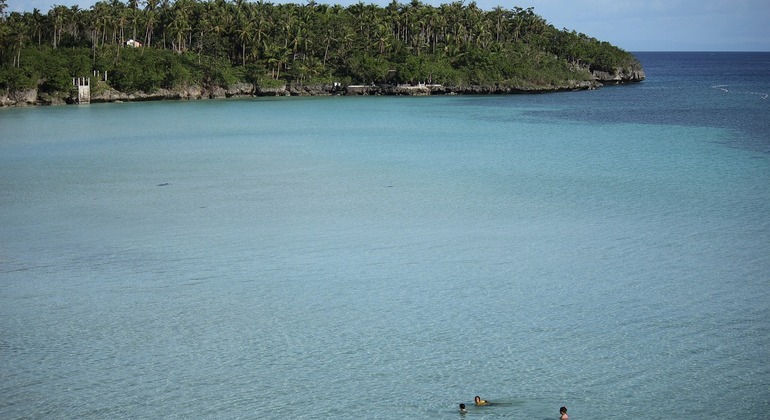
[459,403,467,414]
[474,396,489,406]
[560,406,568,419]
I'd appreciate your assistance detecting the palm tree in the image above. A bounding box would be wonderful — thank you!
[111,0,127,45]
[67,5,82,44]
[374,20,390,55]
[28,8,44,45]
[144,0,158,47]
[235,16,254,66]
[6,13,28,66]
[317,5,340,68]
[265,43,291,79]
[49,5,69,48]
[432,10,447,54]
[168,0,191,53]
[0,0,8,20]
[126,0,140,43]
[489,6,506,44]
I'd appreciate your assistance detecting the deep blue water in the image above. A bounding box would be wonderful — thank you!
[1,52,769,419]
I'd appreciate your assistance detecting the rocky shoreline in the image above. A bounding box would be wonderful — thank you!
[1,67,644,107]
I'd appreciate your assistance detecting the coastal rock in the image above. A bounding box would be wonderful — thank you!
[345,84,445,95]
[288,83,335,96]
[345,85,383,95]
[592,67,646,84]
[208,86,227,99]
[92,88,130,102]
[0,74,630,107]
[255,84,288,96]
[92,86,209,102]
[180,85,204,99]
[393,84,432,95]
[225,83,254,97]
[1,88,38,106]
[37,92,70,105]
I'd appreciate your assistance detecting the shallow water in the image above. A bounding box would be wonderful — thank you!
[1,52,769,419]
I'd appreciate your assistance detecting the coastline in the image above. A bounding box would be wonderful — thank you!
[0,68,644,107]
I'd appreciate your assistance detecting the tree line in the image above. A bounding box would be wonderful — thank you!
[0,0,642,95]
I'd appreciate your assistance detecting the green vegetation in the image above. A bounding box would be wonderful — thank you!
[0,0,643,98]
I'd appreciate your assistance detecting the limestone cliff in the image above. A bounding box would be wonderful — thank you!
[1,88,38,107]
[0,67,644,106]
[592,66,646,84]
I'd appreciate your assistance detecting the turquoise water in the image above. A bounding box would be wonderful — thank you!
[1,53,769,419]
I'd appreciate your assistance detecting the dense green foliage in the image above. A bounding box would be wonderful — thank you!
[0,0,642,95]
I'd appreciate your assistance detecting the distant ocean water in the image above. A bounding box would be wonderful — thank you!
[1,52,768,419]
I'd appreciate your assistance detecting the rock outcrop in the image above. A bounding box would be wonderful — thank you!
[1,88,38,106]
[592,67,646,84]
[0,66,644,107]
[342,79,602,96]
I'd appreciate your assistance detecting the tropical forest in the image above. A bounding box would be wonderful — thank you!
[0,0,644,104]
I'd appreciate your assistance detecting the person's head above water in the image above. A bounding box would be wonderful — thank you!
[474,396,488,405]
[459,403,466,413]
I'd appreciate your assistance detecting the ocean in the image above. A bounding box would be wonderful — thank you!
[1,52,769,419]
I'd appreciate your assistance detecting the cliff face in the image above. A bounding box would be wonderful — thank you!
[592,66,646,84]
[1,88,38,106]
[86,83,255,102]
[342,79,602,96]
[0,65,644,106]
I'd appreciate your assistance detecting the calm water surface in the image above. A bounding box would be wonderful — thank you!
[1,52,769,419]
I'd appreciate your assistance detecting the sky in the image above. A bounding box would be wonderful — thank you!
[6,0,770,51]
